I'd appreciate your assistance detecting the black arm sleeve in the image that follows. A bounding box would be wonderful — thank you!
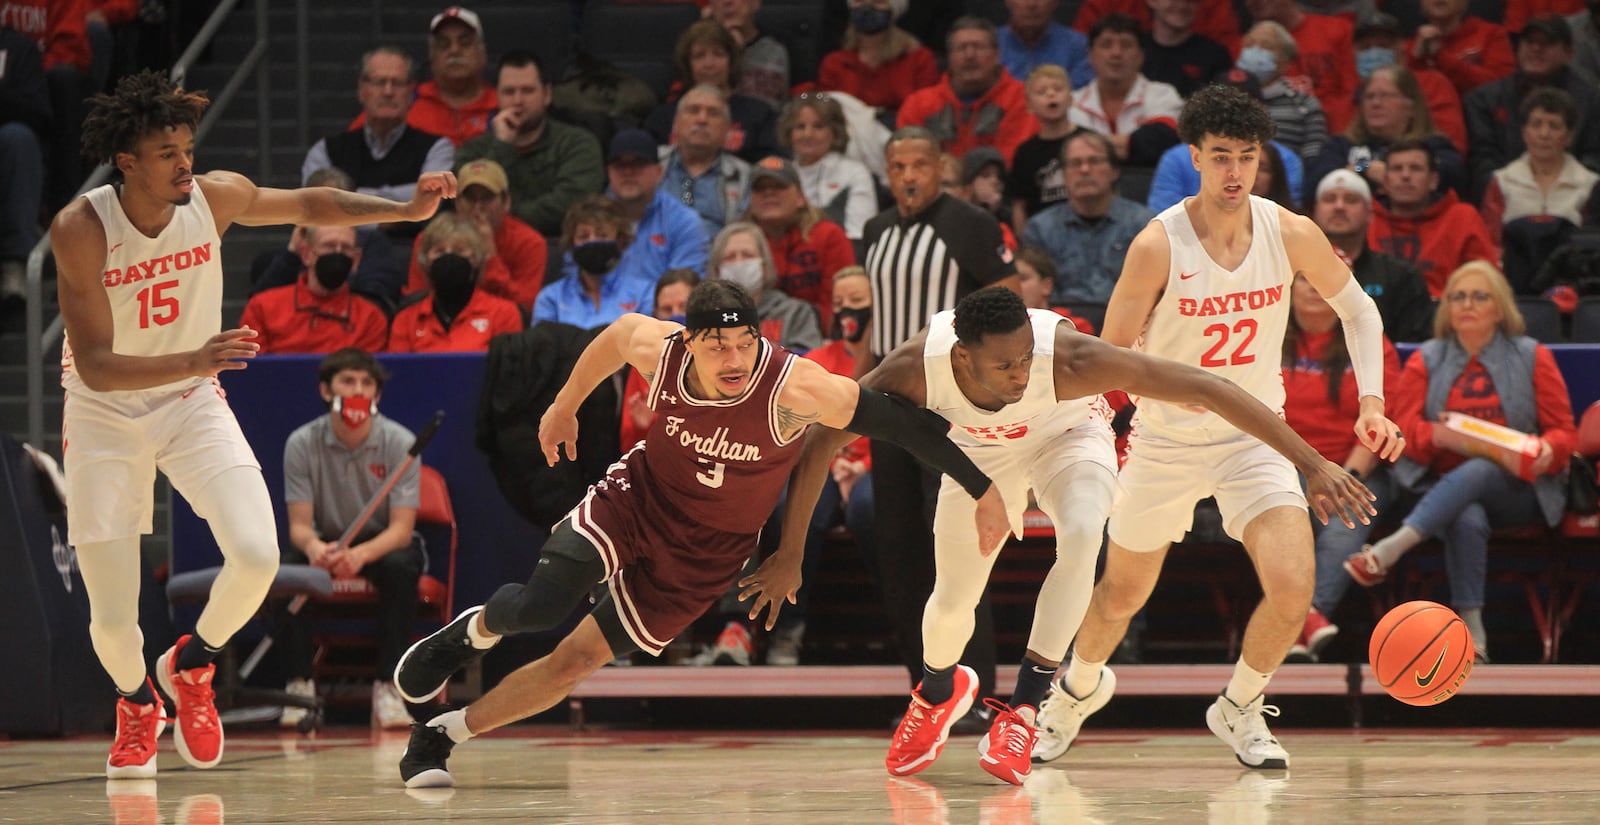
[846,386,992,499]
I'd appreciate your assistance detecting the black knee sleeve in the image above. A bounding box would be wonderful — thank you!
[483,520,607,635]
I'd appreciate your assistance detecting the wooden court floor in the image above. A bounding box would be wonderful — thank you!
[3,725,1598,824]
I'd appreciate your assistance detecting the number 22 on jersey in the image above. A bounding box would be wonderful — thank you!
[1200,318,1257,367]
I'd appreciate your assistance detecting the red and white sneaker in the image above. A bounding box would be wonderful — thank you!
[1343,545,1388,587]
[106,684,165,780]
[156,635,224,769]
[977,699,1037,786]
[1302,607,1339,659]
[885,664,977,776]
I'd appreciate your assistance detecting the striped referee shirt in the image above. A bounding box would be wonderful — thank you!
[862,194,1016,357]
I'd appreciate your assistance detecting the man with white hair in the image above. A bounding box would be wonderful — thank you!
[1312,169,1434,342]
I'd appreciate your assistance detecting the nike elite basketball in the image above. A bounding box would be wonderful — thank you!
[1370,601,1474,706]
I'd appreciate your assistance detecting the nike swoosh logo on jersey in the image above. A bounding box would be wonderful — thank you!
[1179,271,1200,280]
[108,242,125,255]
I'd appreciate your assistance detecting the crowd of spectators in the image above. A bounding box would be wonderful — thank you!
[20,1,1600,679]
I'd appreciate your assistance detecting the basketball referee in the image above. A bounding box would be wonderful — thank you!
[862,126,1020,712]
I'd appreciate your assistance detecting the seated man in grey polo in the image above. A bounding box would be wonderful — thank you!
[279,348,423,730]
[1022,130,1154,305]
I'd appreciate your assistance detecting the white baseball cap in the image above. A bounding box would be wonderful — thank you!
[1316,168,1372,206]
[430,6,482,37]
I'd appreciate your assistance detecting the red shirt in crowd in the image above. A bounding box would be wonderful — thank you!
[898,72,1039,166]
[1368,191,1500,297]
[1282,328,1401,463]
[1073,0,1241,52]
[1393,342,1576,477]
[1406,16,1515,96]
[817,45,941,113]
[238,276,390,355]
[1415,67,1469,154]
[3,0,90,71]
[764,219,855,329]
[387,289,523,353]
[405,216,548,312]
[1281,13,1360,133]
[352,81,497,147]
[1503,0,1584,33]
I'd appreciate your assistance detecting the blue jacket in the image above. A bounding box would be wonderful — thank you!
[559,189,711,286]
[1147,140,1304,213]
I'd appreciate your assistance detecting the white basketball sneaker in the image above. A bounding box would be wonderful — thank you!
[1032,665,1116,764]
[1205,694,1290,769]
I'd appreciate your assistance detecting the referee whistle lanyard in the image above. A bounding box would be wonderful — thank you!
[331,394,376,429]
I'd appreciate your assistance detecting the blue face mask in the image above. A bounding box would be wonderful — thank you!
[1236,47,1278,83]
[850,5,893,35]
[1356,47,1397,79]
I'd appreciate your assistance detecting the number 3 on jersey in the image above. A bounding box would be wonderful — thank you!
[696,458,726,488]
[1200,318,1258,367]
[137,280,181,328]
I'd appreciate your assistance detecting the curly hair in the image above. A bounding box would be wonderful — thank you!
[1178,83,1275,147]
[81,69,209,165]
[953,286,1030,347]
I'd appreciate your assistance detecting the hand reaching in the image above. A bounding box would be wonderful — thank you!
[738,551,803,631]
[974,483,1010,557]
[189,328,258,378]
[402,171,458,222]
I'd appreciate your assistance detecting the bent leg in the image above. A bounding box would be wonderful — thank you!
[1026,461,1116,664]
[76,537,148,693]
[181,466,281,648]
[922,478,1012,670]
[1074,540,1169,663]
[481,519,607,637]
[462,614,616,735]
[1238,505,1316,673]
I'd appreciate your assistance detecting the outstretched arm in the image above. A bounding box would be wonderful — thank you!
[1283,209,1403,462]
[1054,330,1376,527]
[539,314,683,466]
[198,170,458,231]
[741,338,1007,627]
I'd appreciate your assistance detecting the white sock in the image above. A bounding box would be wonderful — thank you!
[1369,525,1423,569]
[467,610,501,650]
[427,708,475,744]
[1064,650,1105,700]
[1223,660,1273,707]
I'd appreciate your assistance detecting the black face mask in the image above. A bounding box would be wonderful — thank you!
[572,239,622,275]
[312,252,353,291]
[851,5,893,34]
[428,253,476,313]
[830,306,872,343]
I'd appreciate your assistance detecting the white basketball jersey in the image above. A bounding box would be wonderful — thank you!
[63,183,225,395]
[1134,195,1291,441]
[924,308,1105,449]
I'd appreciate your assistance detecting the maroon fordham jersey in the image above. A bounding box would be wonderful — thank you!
[642,334,805,534]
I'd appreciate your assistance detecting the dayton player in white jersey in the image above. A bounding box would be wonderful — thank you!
[744,287,1373,785]
[50,70,455,780]
[1034,84,1404,771]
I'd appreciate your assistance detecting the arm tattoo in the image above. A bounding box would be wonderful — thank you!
[774,403,822,438]
[330,190,397,218]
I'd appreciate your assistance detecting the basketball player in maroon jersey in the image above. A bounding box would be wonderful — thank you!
[51,70,456,779]
[392,280,1009,788]
[744,286,1374,784]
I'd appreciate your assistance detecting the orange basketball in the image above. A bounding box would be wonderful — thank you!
[1369,600,1474,706]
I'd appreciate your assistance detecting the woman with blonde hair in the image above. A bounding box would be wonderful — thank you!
[1307,64,1465,200]
[816,0,938,118]
[1343,262,1576,663]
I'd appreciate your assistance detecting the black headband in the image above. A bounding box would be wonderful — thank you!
[685,307,759,330]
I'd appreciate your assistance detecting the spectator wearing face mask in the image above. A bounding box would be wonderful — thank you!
[619,268,702,449]
[239,225,390,354]
[1353,12,1467,155]
[708,221,823,352]
[533,195,658,328]
[403,158,547,312]
[389,213,523,352]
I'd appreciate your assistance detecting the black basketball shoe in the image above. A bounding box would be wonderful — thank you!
[395,605,494,703]
[400,707,460,788]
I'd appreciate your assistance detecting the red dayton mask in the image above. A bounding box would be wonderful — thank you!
[331,394,376,428]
